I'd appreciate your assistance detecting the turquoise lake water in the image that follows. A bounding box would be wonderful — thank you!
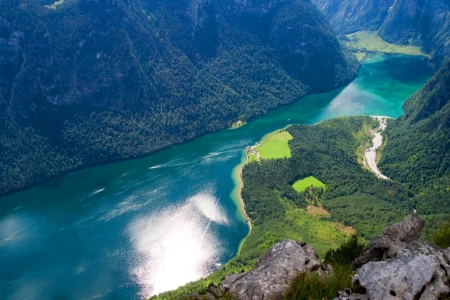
[0,53,434,299]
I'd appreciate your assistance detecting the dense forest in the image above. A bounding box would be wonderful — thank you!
[380,59,450,237]
[242,117,415,240]
[0,0,358,196]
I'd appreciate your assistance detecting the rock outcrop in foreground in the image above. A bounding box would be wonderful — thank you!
[191,213,450,300]
[201,240,331,300]
[337,213,450,300]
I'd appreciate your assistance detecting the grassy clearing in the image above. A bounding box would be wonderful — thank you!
[282,199,352,256]
[292,176,325,192]
[257,130,293,159]
[345,31,426,56]
[354,51,366,61]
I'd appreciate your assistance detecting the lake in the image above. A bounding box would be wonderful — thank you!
[0,53,434,299]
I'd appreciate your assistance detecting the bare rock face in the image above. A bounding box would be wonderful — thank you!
[208,239,331,300]
[354,213,425,267]
[336,213,450,300]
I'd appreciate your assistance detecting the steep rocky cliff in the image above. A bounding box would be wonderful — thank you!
[312,0,450,61]
[0,0,358,196]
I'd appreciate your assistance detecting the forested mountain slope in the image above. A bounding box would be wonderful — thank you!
[380,60,450,235]
[402,60,450,129]
[312,0,450,61]
[0,0,358,196]
[311,0,395,33]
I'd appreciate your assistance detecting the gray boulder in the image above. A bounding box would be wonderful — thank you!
[336,214,450,300]
[354,213,424,267]
[212,239,331,300]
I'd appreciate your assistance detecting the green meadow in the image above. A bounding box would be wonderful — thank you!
[259,130,293,159]
[293,176,326,192]
[345,31,426,56]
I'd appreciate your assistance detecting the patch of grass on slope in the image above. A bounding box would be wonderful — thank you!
[292,176,325,192]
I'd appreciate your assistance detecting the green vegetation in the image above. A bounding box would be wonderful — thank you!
[258,130,293,159]
[247,130,292,163]
[345,31,426,56]
[255,130,294,160]
[324,235,365,266]
[284,265,352,300]
[153,118,371,300]
[292,176,325,192]
[0,0,359,197]
[242,116,414,240]
[432,220,450,249]
[284,235,365,300]
[379,60,450,238]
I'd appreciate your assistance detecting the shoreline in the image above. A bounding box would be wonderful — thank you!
[230,125,293,254]
[230,153,252,254]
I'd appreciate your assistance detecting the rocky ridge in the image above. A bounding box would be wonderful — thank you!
[337,213,450,299]
[193,213,450,300]
[192,239,332,300]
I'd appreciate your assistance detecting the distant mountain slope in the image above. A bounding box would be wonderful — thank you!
[312,0,450,61]
[311,0,395,33]
[402,60,450,129]
[0,0,358,196]
[380,60,450,235]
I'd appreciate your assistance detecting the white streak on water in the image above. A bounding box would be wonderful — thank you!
[88,188,105,197]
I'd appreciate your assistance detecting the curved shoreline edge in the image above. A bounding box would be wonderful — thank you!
[230,125,293,254]
[230,153,252,254]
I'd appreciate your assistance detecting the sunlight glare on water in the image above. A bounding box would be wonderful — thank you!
[127,192,229,297]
